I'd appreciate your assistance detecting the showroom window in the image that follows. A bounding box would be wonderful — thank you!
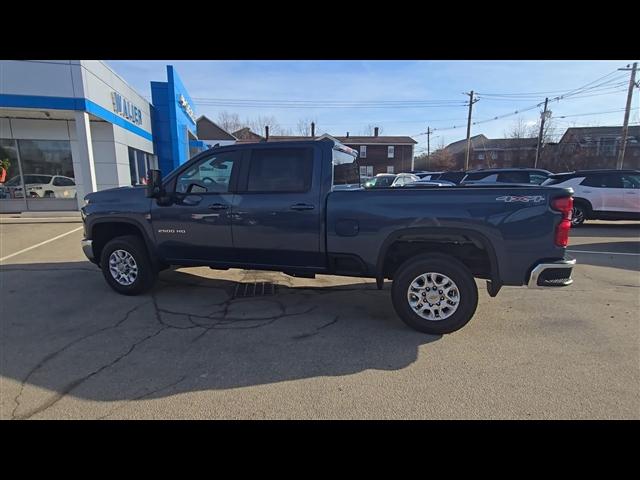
[1,139,76,209]
[128,147,157,186]
[17,140,74,200]
[0,139,23,201]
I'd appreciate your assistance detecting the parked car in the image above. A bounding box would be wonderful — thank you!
[404,179,456,187]
[364,173,397,188]
[2,174,77,199]
[391,173,420,187]
[81,139,576,335]
[411,171,443,180]
[542,169,640,226]
[461,168,552,185]
[429,171,467,184]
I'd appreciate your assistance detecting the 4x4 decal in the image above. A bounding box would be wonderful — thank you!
[496,195,545,203]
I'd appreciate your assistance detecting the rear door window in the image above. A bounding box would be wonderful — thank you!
[621,174,640,189]
[581,173,623,188]
[497,171,530,183]
[247,148,313,193]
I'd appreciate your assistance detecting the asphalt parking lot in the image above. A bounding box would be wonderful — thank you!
[1,218,638,419]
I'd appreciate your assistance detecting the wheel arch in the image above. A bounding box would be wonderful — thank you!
[572,196,593,212]
[375,227,501,289]
[89,217,155,266]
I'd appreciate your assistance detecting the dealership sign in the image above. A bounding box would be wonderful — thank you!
[178,94,197,124]
[111,92,143,125]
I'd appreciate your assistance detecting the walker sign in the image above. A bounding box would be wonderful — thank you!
[111,92,143,125]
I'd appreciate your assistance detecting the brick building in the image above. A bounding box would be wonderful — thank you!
[234,127,417,175]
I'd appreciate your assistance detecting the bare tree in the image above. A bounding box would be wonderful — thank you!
[243,115,292,136]
[296,118,318,136]
[363,124,383,136]
[216,111,296,137]
[216,111,243,133]
[504,117,533,139]
[528,116,558,143]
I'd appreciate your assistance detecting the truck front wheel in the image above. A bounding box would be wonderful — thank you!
[391,254,478,334]
[100,235,157,295]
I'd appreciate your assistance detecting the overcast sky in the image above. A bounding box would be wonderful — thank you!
[107,60,639,155]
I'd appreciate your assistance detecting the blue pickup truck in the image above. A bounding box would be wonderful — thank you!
[80,138,576,334]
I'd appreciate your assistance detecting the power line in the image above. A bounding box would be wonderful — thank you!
[191,70,628,109]
[478,82,628,100]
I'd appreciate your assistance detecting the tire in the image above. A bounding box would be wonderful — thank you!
[391,253,478,335]
[100,235,157,295]
[571,201,589,226]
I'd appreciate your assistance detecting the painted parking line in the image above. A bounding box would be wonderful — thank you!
[567,249,640,256]
[0,226,83,263]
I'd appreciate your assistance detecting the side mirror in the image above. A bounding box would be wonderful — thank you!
[145,169,163,198]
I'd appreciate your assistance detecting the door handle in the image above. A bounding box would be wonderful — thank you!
[290,203,315,211]
[582,190,592,193]
[625,191,638,194]
[208,203,229,210]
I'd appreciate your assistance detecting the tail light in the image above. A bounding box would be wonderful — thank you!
[551,196,573,247]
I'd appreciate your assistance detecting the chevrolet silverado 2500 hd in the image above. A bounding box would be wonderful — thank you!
[80,138,576,334]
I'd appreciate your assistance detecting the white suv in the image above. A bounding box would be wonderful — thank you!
[542,169,640,226]
[2,174,76,199]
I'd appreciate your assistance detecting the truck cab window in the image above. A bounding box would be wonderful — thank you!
[247,148,313,192]
[332,147,360,188]
[176,152,237,194]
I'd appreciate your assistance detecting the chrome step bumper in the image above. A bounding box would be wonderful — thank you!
[527,259,576,288]
[81,239,94,262]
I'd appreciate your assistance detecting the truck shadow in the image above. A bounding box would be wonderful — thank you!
[1,262,441,419]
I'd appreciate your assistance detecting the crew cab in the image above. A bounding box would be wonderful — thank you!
[80,139,576,334]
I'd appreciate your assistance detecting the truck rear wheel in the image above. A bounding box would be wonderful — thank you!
[100,235,157,295]
[391,254,478,334]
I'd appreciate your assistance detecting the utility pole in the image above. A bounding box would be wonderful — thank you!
[534,97,550,168]
[426,127,432,170]
[617,62,638,169]
[464,91,478,171]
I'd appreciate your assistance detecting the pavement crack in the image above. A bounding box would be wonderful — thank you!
[11,301,150,420]
[292,314,339,340]
[15,326,168,420]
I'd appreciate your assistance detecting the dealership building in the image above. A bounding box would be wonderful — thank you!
[0,60,210,213]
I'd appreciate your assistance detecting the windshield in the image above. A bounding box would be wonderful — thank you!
[332,146,360,188]
[373,175,395,187]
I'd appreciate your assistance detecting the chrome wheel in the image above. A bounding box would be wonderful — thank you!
[108,249,138,286]
[571,206,585,226]
[407,272,460,321]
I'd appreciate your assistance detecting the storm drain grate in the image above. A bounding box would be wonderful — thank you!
[233,282,278,298]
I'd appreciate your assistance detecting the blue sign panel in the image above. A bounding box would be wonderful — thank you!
[151,65,203,175]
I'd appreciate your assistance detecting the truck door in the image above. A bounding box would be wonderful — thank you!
[151,150,241,262]
[231,145,324,269]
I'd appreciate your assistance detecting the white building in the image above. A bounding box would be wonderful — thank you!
[0,60,206,213]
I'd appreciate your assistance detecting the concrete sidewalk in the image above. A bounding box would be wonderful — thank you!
[0,211,82,224]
